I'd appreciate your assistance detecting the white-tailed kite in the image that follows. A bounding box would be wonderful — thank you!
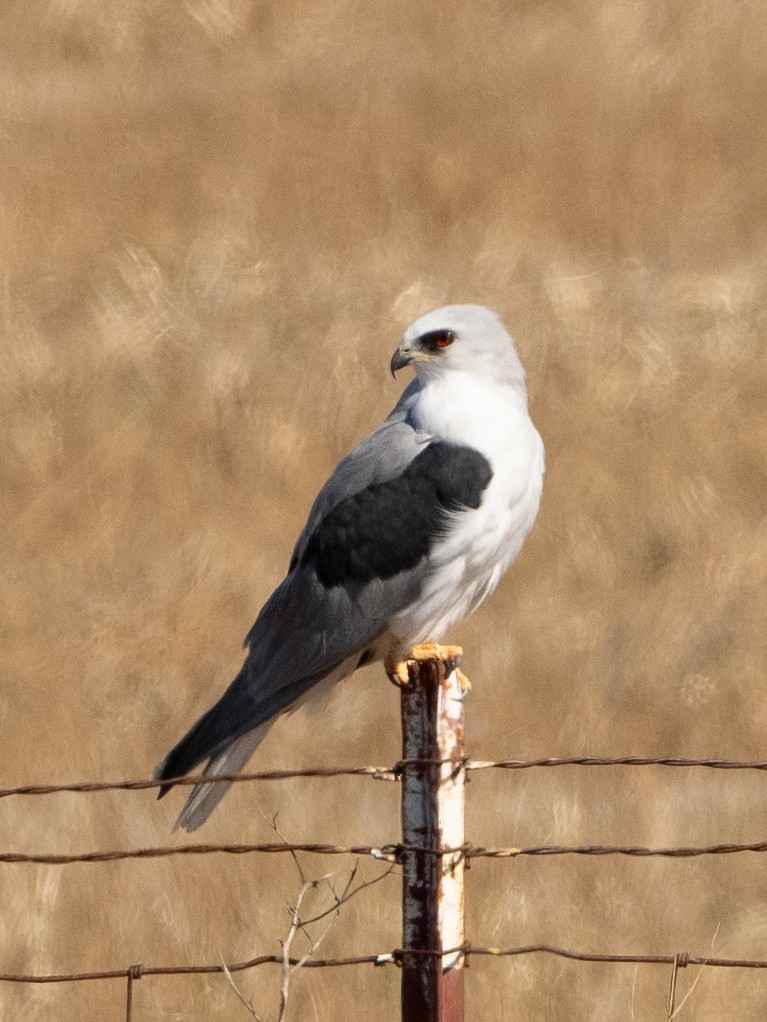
[155,304,544,830]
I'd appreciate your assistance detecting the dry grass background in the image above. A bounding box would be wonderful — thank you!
[2,0,767,1018]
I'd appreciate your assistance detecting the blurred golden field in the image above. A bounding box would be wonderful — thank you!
[2,0,767,1018]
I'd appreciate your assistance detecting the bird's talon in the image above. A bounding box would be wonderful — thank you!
[385,656,411,688]
[454,667,472,699]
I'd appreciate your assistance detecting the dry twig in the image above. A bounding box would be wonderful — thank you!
[224,813,397,1020]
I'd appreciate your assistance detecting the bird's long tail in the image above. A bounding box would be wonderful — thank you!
[168,721,274,832]
[153,654,363,830]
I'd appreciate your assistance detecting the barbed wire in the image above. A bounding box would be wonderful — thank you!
[469,840,767,859]
[4,754,767,800]
[0,765,399,798]
[6,941,767,986]
[469,944,767,968]
[6,838,767,867]
[0,842,384,865]
[13,940,766,1022]
[0,951,383,985]
[6,752,767,1018]
[467,755,767,772]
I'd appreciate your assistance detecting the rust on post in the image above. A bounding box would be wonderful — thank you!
[399,652,466,1022]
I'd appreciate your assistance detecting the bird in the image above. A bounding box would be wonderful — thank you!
[154,304,544,830]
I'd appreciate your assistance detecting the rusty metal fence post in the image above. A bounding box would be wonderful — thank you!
[399,655,466,1022]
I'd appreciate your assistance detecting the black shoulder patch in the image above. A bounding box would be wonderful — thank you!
[300,442,492,588]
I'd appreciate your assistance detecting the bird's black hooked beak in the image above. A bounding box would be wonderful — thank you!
[390,346,414,377]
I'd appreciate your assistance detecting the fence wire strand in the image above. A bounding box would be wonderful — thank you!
[6,839,767,867]
[467,755,767,772]
[6,942,767,987]
[4,754,767,800]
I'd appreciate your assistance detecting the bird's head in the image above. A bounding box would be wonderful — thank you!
[391,304,527,391]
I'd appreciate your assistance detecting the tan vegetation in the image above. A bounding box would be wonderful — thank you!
[2,0,767,1018]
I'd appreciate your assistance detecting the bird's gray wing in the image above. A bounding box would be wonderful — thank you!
[287,379,427,570]
[155,390,492,790]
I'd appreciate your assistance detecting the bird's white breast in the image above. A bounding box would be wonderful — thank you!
[389,371,544,649]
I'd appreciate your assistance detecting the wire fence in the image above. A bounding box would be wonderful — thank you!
[7,754,767,800]
[8,837,767,866]
[5,754,767,1019]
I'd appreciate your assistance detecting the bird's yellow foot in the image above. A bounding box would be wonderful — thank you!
[386,644,467,689]
[410,642,463,669]
[385,655,411,687]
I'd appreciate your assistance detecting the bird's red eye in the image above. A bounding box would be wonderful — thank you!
[423,329,456,350]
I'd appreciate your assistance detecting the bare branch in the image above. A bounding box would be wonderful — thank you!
[259,809,306,885]
[220,958,265,1022]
